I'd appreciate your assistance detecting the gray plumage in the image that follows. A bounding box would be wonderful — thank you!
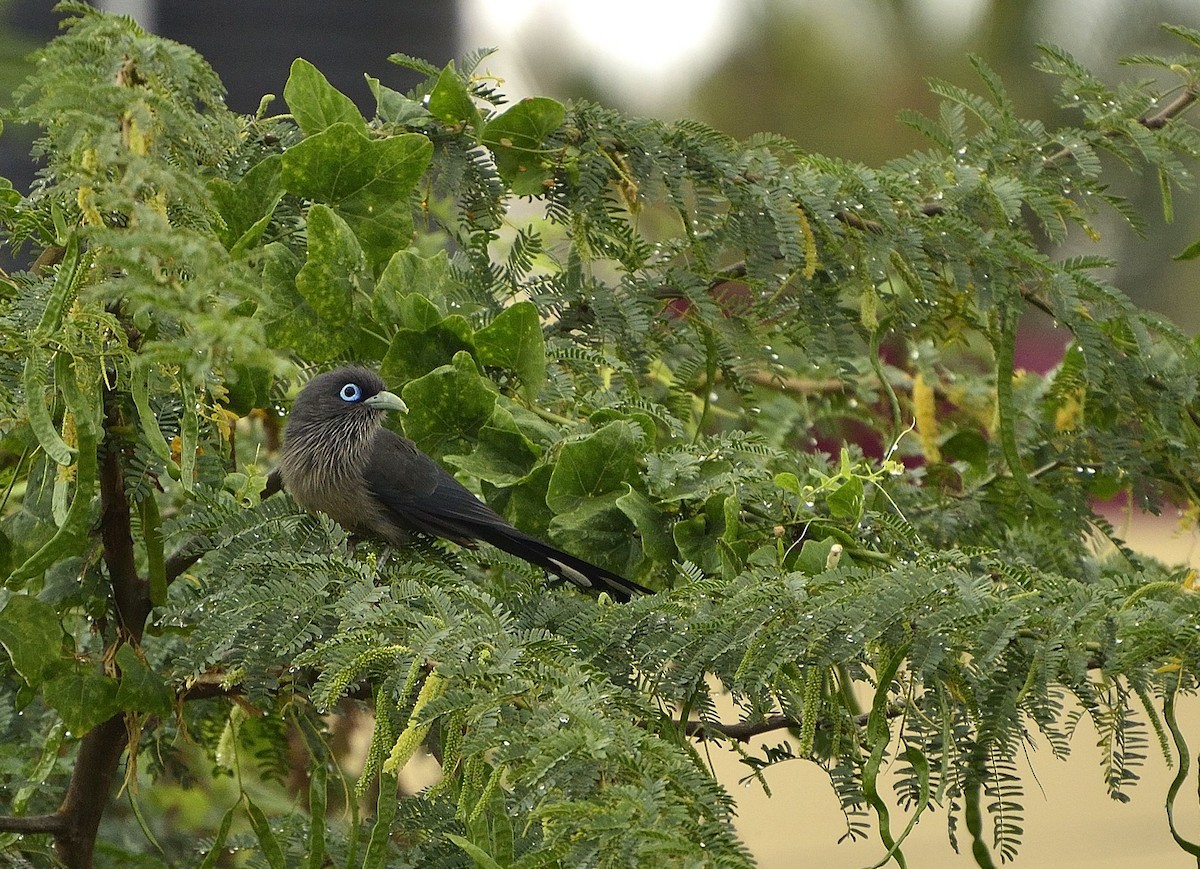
[272,366,649,602]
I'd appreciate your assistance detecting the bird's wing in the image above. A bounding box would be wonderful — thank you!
[363,429,651,601]
[363,429,507,545]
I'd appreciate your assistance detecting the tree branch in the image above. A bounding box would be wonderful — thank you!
[165,537,207,584]
[1140,84,1199,129]
[99,415,150,639]
[0,813,67,834]
[837,84,1200,234]
[178,672,246,702]
[53,715,128,868]
[685,713,804,742]
[685,708,883,743]
[50,380,153,868]
[1042,84,1198,166]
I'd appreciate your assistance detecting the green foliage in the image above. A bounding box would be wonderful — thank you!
[0,5,1199,867]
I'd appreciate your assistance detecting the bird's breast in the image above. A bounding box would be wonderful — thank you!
[279,432,379,535]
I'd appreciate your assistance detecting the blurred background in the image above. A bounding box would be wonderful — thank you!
[1,2,1198,866]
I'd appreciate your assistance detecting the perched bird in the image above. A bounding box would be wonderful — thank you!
[270,366,650,602]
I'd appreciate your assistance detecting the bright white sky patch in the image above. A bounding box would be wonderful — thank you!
[463,0,744,111]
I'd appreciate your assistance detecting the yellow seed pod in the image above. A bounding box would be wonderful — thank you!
[912,370,941,464]
[1054,388,1085,432]
[124,112,149,156]
[797,207,818,280]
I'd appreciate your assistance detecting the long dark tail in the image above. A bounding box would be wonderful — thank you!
[478,526,651,603]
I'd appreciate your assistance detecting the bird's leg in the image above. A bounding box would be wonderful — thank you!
[375,545,393,575]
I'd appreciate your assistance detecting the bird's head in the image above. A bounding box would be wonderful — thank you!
[287,366,408,438]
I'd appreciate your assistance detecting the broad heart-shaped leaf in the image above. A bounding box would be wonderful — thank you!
[262,203,369,364]
[481,97,565,196]
[427,62,481,130]
[43,659,120,735]
[224,362,275,417]
[282,122,432,271]
[372,249,457,328]
[546,421,640,514]
[549,492,641,577]
[379,314,476,387]
[615,485,678,564]
[296,205,367,321]
[827,475,865,522]
[795,536,842,575]
[475,302,547,400]
[400,352,496,458]
[443,416,542,487]
[114,644,173,716]
[208,154,283,254]
[0,595,63,685]
[485,463,554,538]
[673,494,741,574]
[284,58,369,137]
[366,75,432,127]
[262,242,349,362]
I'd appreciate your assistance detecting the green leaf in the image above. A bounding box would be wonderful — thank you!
[0,595,63,684]
[827,475,864,521]
[671,495,737,574]
[114,644,173,716]
[1174,236,1200,261]
[427,62,481,129]
[224,362,275,416]
[282,122,433,270]
[444,419,542,487]
[246,796,287,869]
[366,75,431,126]
[24,351,75,466]
[0,531,11,581]
[549,493,640,576]
[447,833,505,869]
[774,472,802,495]
[8,358,100,589]
[284,58,369,137]
[363,771,399,869]
[296,204,367,321]
[131,359,177,471]
[197,802,237,869]
[673,514,716,572]
[139,494,166,607]
[398,293,447,331]
[306,763,328,869]
[475,301,547,399]
[795,537,840,575]
[262,205,367,363]
[208,154,283,254]
[941,430,989,474]
[481,97,565,195]
[487,464,554,537]
[545,421,639,513]
[261,243,318,358]
[616,486,677,563]
[401,352,496,458]
[10,721,65,815]
[42,660,120,734]
[380,316,476,386]
[373,249,456,327]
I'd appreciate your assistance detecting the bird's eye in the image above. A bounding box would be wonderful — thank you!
[339,383,362,402]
